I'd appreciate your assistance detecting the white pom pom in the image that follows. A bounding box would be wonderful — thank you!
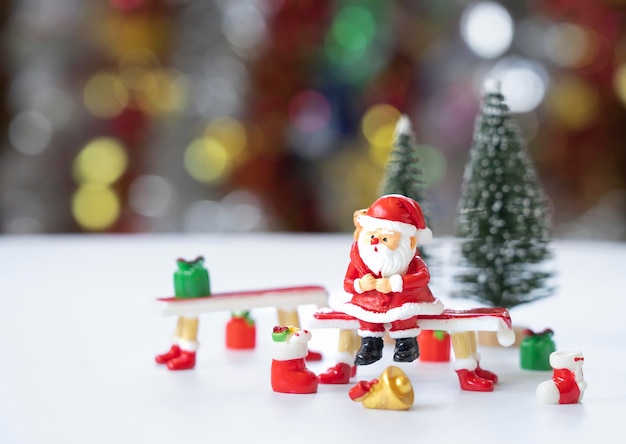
[483,78,501,94]
[536,380,560,404]
[416,227,432,245]
[497,329,515,347]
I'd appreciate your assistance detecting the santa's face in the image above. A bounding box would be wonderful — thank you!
[357,228,414,277]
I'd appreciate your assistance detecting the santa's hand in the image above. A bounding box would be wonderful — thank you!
[376,278,392,294]
[359,274,377,291]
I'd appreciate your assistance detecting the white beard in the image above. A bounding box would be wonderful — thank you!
[358,235,415,278]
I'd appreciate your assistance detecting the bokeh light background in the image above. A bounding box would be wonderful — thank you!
[1,0,625,239]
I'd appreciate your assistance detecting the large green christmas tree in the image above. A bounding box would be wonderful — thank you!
[454,79,555,309]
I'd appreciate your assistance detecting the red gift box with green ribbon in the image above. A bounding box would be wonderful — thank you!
[226,311,256,349]
[417,330,450,362]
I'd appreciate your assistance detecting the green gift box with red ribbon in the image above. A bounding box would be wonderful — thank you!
[173,256,211,298]
[520,328,555,370]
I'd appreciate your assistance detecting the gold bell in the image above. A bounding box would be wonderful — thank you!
[348,365,414,410]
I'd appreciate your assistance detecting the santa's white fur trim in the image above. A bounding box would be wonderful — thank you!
[454,357,478,371]
[416,227,432,245]
[358,329,387,338]
[389,274,403,292]
[342,300,444,324]
[389,327,421,339]
[179,339,199,352]
[272,343,309,361]
[358,215,417,237]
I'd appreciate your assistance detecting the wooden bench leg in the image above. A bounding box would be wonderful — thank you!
[276,308,300,328]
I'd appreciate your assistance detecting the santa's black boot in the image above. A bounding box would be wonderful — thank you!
[355,337,384,365]
[393,337,420,362]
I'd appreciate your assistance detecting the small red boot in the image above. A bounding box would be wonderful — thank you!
[455,369,494,392]
[166,341,197,371]
[318,363,353,384]
[155,344,181,364]
[536,350,586,404]
[167,350,196,371]
[474,353,498,383]
[271,358,318,394]
[454,358,494,392]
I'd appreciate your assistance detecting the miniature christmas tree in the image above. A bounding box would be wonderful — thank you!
[380,115,431,260]
[380,115,426,202]
[454,78,555,309]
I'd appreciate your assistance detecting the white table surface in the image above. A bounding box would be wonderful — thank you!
[1,234,625,444]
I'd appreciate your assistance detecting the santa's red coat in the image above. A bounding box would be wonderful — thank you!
[341,243,444,323]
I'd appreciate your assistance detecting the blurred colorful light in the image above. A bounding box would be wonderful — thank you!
[183,200,224,232]
[182,192,265,232]
[221,190,265,231]
[488,57,548,112]
[289,90,332,133]
[143,69,187,114]
[193,75,239,117]
[73,137,128,185]
[545,23,592,68]
[128,175,174,217]
[184,137,231,184]
[72,184,120,231]
[332,6,376,51]
[221,3,267,51]
[9,111,53,156]
[549,75,599,130]
[325,5,377,67]
[362,104,401,149]
[205,117,247,160]
[118,64,157,94]
[31,87,74,129]
[83,73,129,118]
[325,36,363,66]
[461,2,513,59]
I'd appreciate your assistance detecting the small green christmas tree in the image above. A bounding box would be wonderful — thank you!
[454,79,555,309]
[380,115,426,202]
[380,115,430,260]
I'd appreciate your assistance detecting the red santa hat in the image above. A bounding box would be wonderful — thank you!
[358,194,432,244]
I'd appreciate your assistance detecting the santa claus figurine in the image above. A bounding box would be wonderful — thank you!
[341,194,444,365]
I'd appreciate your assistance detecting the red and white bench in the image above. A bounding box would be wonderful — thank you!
[157,285,329,316]
[310,303,515,346]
